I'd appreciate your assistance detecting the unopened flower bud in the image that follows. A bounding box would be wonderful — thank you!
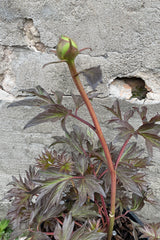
[56,36,79,62]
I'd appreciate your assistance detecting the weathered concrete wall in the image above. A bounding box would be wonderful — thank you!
[0,0,160,221]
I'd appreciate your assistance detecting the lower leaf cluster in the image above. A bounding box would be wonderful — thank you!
[6,126,152,240]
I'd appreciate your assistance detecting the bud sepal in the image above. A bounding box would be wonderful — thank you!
[56,36,79,62]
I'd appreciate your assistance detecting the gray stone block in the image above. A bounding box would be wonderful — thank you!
[0,0,160,222]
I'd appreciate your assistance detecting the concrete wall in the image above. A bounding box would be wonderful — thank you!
[0,0,160,221]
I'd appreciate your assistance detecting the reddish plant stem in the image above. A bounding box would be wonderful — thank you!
[55,217,63,225]
[115,136,132,170]
[67,60,116,240]
[94,198,105,227]
[115,209,132,220]
[75,108,78,115]
[99,169,109,179]
[100,195,110,227]
[80,146,88,157]
[45,232,54,236]
[70,112,96,131]
[74,221,82,227]
[71,176,84,179]
[28,228,54,236]
[90,164,97,177]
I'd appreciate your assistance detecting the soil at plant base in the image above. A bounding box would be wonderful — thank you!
[112,217,147,240]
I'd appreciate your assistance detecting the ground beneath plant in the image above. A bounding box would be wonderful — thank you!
[112,217,147,240]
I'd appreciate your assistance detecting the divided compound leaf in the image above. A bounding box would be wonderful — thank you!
[8,86,55,108]
[119,141,149,168]
[70,202,100,221]
[138,123,160,156]
[75,175,105,205]
[71,226,106,240]
[54,214,74,240]
[118,142,144,163]
[28,231,51,240]
[69,225,87,240]
[104,100,122,121]
[117,166,143,196]
[114,120,135,142]
[21,85,54,104]
[123,109,134,122]
[54,215,106,240]
[139,222,160,239]
[138,123,160,134]
[24,104,71,129]
[149,113,160,123]
[30,201,64,226]
[53,91,64,104]
[36,149,73,173]
[131,193,145,211]
[8,98,50,108]
[52,124,90,154]
[6,167,38,231]
[32,170,72,206]
[6,166,37,204]
[74,154,88,175]
[133,106,148,123]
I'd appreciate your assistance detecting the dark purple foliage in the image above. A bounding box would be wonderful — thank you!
[7,87,160,239]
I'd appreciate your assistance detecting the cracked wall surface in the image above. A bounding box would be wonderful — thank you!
[0,0,160,221]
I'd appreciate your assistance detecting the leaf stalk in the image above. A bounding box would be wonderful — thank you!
[115,135,132,170]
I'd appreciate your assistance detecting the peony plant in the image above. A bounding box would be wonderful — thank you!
[6,36,160,240]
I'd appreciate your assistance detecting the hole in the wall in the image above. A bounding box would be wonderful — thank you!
[109,76,150,100]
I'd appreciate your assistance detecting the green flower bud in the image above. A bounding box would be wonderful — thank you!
[56,36,79,62]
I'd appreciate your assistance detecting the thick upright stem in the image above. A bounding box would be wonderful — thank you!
[67,60,116,240]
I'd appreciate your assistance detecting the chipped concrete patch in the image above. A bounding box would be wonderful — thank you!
[23,18,46,52]
[0,46,16,97]
[0,46,13,74]
[109,78,133,100]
